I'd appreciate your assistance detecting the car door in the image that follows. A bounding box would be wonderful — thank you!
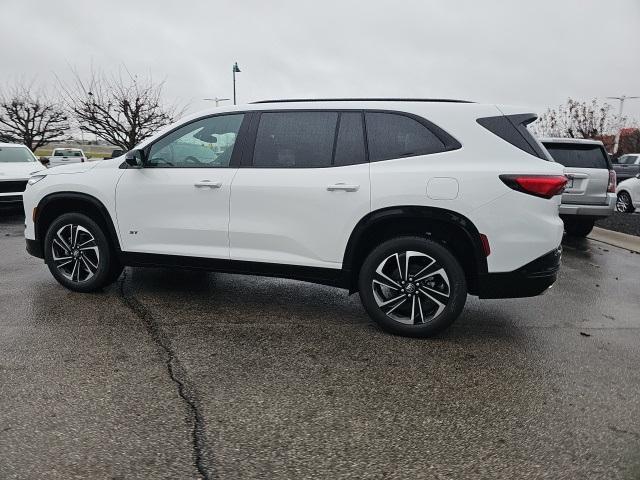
[115,113,247,258]
[229,110,370,268]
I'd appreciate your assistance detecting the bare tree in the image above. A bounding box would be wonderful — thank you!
[60,68,180,151]
[532,98,625,139]
[0,82,69,150]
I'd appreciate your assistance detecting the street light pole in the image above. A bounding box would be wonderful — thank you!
[203,97,230,107]
[607,95,640,154]
[232,62,241,105]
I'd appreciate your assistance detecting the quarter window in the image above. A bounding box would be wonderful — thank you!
[365,112,446,162]
[147,114,244,168]
[253,112,338,168]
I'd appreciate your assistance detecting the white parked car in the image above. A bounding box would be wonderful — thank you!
[46,148,88,167]
[0,143,45,205]
[22,99,566,337]
[616,174,640,213]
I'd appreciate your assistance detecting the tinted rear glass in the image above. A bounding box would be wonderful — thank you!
[253,112,338,168]
[54,150,82,157]
[0,146,35,163]
[477,114,552,161]
[544,144,609,169]
[365,112,446,162]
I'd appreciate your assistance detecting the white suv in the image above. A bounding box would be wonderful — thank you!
[23,99,566,337]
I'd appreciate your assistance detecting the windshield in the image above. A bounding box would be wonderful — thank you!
[543,144,609,169]
[0,146,36,163]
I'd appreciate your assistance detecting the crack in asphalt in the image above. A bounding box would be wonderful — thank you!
[118,271,212,480]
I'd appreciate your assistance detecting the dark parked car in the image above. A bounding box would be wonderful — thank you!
[612,153,640,181]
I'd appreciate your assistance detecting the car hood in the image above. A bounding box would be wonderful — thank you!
[43,161,100,175]
[0,162,46,180]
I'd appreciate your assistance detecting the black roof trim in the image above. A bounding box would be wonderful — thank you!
[251,98,474,104]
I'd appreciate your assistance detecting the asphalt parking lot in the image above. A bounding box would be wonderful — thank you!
[1,207,639,480]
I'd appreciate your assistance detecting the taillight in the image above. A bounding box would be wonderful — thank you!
[479,234,491,257]
[607,170,616,193]
[499,175,567,199]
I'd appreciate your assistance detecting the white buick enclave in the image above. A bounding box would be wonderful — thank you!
[22,99,566,337]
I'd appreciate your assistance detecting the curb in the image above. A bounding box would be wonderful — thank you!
[588,227,640,253]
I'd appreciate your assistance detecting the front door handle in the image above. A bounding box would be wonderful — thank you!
[194,180,222,188]
[327,183,360,192]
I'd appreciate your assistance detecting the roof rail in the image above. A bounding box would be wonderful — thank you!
[251,98,473,104]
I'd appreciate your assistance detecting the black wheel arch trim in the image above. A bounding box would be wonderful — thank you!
[34,192,122,253]
[342,206,489,291]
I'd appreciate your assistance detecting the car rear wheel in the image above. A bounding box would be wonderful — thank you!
[616,191,635,213]
[44,213,119,292]
[358,236,467,337]
[563,217,595,237]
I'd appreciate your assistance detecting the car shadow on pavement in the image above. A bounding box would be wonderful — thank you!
[0,205,25,224]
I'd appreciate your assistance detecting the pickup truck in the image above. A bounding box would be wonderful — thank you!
[44,148,88,167]
[612,153,640,181]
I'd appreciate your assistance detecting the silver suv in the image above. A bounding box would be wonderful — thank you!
[542,138,616,237]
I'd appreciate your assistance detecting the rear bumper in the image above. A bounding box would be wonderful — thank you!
[26,238,44,259]
[559,194,615,217]
[477,247,561,299]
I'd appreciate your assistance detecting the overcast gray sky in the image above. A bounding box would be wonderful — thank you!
[2,0,639,121]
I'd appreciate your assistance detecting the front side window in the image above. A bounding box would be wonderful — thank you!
[365,112,446,162]
[147,114,244,168]
[253,112,338,168]
[0,146,36,163]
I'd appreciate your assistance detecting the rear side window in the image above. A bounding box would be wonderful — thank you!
[544,144,609,169]
[365,112,446,162]
[477,114,551,160]
[253,112,338,168]
[616,155,639,165]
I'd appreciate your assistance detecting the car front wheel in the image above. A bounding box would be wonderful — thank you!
[44,213,120,292]
[358,236,467,337]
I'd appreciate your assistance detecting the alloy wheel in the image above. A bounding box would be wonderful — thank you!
[51,224,100,282]
[372,250,451,325]
[616,193,631,213]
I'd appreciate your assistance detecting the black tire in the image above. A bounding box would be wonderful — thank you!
[358,236,467,338]
[616,191,635,213]
[44,212,117,292]
[563,217,595,237]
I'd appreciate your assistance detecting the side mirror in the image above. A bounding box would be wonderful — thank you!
[125,149,144,168]
[39,156,50,166]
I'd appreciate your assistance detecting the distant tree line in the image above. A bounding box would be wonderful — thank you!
[530,98,640,155]
[0,69,180,151]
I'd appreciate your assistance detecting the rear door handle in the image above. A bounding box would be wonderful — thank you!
[194,180,222,188]
[327,183,360,192]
